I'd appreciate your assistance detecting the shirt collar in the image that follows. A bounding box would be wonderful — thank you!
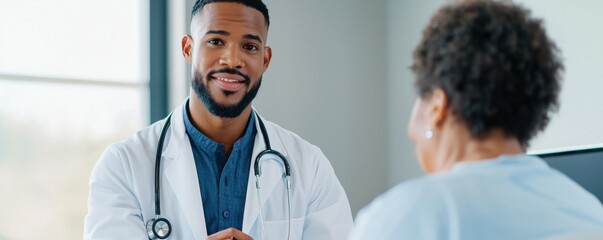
[183,102,256,153]
[450,154,547,172]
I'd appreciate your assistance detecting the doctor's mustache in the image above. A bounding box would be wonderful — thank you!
[206,68,251,85]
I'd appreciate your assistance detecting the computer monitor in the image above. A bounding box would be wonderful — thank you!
[531,144,603,204]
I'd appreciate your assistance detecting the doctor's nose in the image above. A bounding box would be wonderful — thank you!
[219,46,245,69]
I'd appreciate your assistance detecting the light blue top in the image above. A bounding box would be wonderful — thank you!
[349,155,603,240]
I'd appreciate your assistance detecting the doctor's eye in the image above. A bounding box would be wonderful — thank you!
[243,44,258,51]
[208,39,224,46]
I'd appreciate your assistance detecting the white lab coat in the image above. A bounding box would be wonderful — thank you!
[84,102,353,239]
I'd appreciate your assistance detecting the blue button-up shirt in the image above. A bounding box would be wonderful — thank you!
[183,106,255,235]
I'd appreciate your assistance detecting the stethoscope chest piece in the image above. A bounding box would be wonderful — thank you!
[147,217,172,239]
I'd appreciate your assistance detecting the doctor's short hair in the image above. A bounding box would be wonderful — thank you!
[191,0,270,27]
[411,0,563,148]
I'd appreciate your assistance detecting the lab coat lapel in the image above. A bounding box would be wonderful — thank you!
[162,103,208,239]
[242,113,289,233]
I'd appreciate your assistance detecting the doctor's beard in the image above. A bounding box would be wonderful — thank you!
[191,69,262,118]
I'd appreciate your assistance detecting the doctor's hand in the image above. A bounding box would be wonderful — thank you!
[206,228,253,240]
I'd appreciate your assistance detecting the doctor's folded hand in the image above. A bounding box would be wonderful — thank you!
[206,228,252,240]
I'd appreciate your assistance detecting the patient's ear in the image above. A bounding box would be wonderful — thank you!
[428,88,449,128]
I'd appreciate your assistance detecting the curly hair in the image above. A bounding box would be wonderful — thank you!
[411,0,563,147]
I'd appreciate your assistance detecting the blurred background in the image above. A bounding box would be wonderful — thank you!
[1,0,602,239]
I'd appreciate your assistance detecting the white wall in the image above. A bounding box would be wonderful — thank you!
[517,0,603,151]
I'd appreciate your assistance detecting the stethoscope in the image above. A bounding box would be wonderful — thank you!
[146,110,292,240]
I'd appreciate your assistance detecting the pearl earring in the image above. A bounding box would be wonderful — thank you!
[425,127,434,139]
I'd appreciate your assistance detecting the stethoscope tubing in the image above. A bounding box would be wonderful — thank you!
[154,111,173,216]
[151,110,291,240]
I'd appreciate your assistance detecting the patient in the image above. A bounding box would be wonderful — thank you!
[349,1,603,239]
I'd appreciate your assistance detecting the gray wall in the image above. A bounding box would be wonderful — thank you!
[257,0,389,214]
[386,0,446,186]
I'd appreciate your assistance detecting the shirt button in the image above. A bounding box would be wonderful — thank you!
[222,210,230,218]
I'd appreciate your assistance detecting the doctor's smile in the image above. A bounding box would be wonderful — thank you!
[208,69,251,93]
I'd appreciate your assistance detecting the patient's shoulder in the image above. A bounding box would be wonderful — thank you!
[352,176,451,239]
[361,175,451,220]
[383,175,449,203]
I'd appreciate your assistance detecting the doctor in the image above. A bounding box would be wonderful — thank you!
[84,0,353,239]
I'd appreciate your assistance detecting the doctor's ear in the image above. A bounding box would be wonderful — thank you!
[263,46,272,70]
[182,35,193,64]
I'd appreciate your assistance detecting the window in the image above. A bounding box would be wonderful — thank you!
[0,1,148,239]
